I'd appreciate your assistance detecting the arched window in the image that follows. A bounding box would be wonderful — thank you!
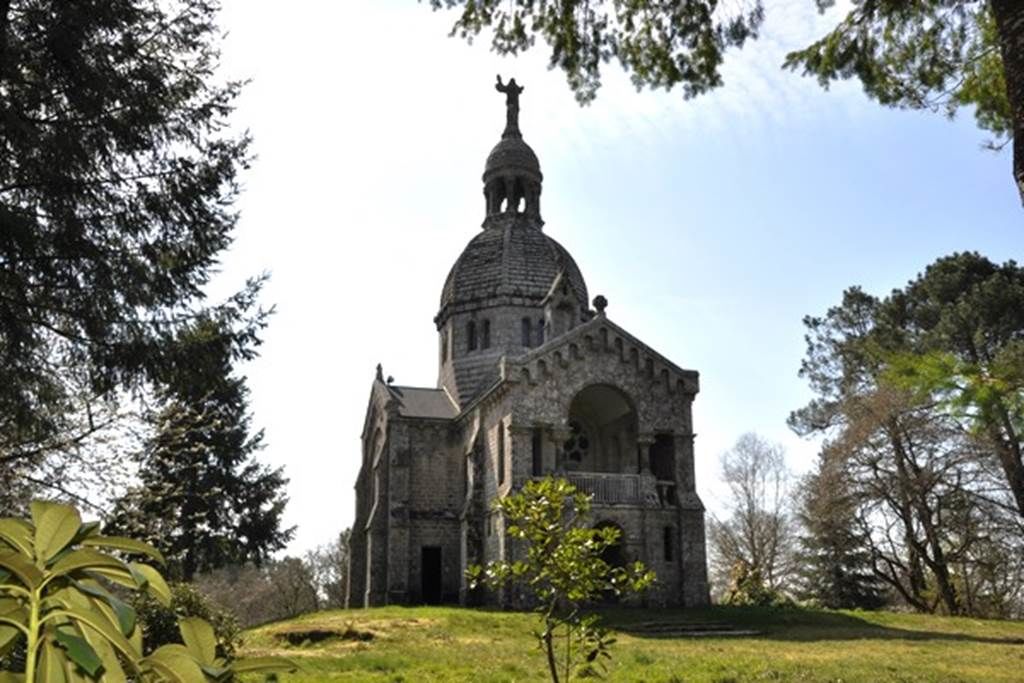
[440,331,447,364]
[537,318,546,346]
[482,319,491,349]
[566,385,638,473]
[467,320,477,351]
[521,318,532,347]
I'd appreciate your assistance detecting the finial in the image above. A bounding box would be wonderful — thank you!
[495,74,524,139]
[375,363,383,381]
[593,295,608,315]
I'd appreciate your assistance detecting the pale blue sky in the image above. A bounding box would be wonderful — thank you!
[209,0,1021,554]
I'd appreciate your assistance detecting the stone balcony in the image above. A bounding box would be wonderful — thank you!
[564,471,677,508]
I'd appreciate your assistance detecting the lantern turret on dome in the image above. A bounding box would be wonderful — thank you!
[483,76,543,225]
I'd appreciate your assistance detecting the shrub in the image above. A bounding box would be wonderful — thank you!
[722,561,791,607]
[133,581,242,659]
[467,477,654,683]
[0,500,294,681]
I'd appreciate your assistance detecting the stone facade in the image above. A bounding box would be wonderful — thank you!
[348,78,710,609]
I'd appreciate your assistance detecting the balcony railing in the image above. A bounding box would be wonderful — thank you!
[564,471,677,507]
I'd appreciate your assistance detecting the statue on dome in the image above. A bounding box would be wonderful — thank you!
[495,75,524,137]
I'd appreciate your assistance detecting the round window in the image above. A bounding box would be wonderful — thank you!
[562,420,590,462]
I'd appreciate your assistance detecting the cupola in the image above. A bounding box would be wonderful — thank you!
[483,76,543,224]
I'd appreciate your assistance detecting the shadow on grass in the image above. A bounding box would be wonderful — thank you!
[601,605,1024,646]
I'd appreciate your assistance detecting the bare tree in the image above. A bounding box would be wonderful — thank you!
[0,371,147,517]
[266,557,319,618]
[304,529,351,609]
[708,433,798,598]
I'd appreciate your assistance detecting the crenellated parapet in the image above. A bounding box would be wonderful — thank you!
[499,315,699,400]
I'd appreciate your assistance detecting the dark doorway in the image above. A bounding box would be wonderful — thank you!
[595,522,625,604]
[421,546,443,605]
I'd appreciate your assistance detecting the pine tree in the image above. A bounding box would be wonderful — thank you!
[796,452,886,610]
[0,0,265,494]
[109,317,292,581]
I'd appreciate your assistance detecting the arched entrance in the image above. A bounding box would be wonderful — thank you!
[563,385,637,473]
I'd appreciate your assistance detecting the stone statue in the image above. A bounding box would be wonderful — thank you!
[495,75,524,137]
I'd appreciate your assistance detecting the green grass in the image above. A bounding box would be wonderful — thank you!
[239,605,1024,682]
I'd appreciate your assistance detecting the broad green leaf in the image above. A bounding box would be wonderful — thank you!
[54,628,103,677]
[0,519,33,557]
[76,617,127,683]
[51,549,128,579]
[38,638,68,683]
[130,562,172,607]
[0,673,25,682]
[31,502,81,563]
[199,662,229,679]
[230,656,299,674]
[0,627,20,658]
[0,597,26,653]
[72,580,136,636]
[144,645,207,683]
[70,522,101,545]
[0,551,42,588]
[86,594,121,630]
[81,536,164,564]
[84,566,140,591]
[54,585,131,648]
[179,617,216,663]
[58,601,141,662]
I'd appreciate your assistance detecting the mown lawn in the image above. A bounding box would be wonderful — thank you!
[239,605,1024,682]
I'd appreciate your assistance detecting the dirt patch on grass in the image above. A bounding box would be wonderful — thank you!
[275,624,376,647]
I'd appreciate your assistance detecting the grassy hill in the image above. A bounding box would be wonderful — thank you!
[239,605,1024,682]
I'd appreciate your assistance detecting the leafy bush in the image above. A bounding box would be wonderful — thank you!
[133,581,242,659]
[722,561,791,607]
[0,500,294,681]
[467,477,654,683]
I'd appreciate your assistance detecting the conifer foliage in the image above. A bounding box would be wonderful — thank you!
[0,0,266,493]
[109,318,292,582]
[795,453,886,610]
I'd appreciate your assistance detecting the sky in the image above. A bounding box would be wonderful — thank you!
[207,0,1022,555]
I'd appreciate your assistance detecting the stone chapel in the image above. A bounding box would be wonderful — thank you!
[348,77,710,609]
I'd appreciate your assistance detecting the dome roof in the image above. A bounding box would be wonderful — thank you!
[438,221,587,319]
[484,136,541,182]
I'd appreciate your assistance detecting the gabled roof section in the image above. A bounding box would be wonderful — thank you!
[496,313,698,403]
[453,313,699,421]
[384,385,459,420]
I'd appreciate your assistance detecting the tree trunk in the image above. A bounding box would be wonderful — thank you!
[543,627,560,683]
[991,0,1024,206]
[889,423,960,614]
[988,413,1024,520]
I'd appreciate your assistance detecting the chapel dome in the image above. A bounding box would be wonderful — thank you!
[484,136,541,183]
[437,222,588,321]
